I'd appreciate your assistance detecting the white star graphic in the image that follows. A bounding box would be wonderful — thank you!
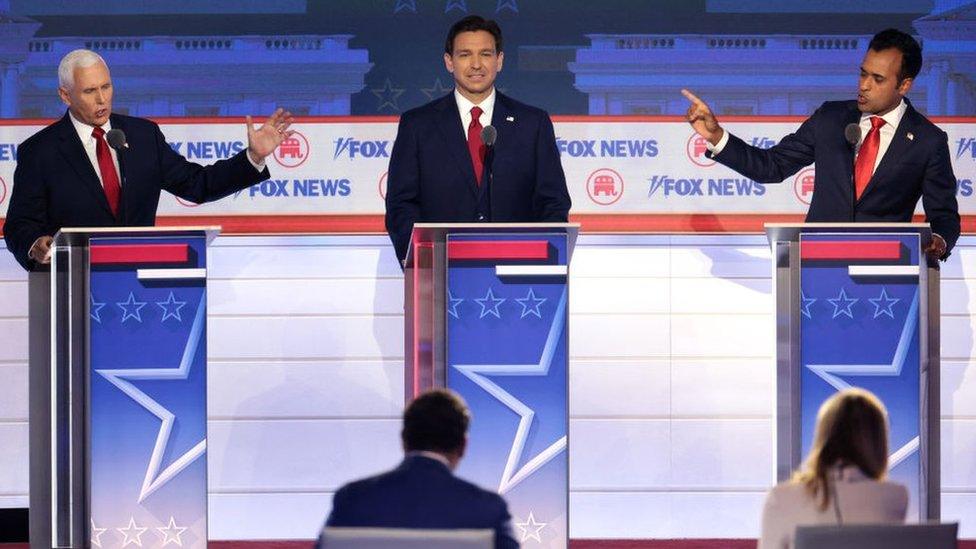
[117,517,148,547]
[117,292,147,323]
[806,288,919,469]
[157,516,188,546]
[372,78,406,112]
[515,511,547,543]
[448,290,464,319]
[497,0,519,13]
[826,287,858,319]
[91,294,107,323]
[868,287,900,319]
[515,288,546,318]
[474,287,506,318]
[800,290,816,319]
[96,294,208,502]
[156,291,188,322]
[453,289,568,494]
[91,518,108,547]
[393,0,416,13]
[445,0,467,13]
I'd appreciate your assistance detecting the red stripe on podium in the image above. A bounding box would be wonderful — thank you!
[800,241,901,260]
[90,244,190,265]
[447,240,550,260]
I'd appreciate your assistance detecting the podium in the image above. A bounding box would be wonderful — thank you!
[766,223,940,521]
[28,226,217,548]
[404,223,579,548]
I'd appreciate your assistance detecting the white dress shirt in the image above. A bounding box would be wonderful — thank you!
[758,466,908,549]
[68,111,122,189]
[454,88,496,139]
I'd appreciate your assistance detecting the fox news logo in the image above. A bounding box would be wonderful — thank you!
[956,138,976,160]
[274,131,310,168]
[556,138,659,158]
[647,175,765,197]
[333,138,390,160]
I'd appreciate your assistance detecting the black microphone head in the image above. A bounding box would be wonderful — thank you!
[844,123,861,147]
[106,128,128,151]
[481,125,497,147]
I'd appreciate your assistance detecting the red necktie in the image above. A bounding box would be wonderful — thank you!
[467,106,485,185]
[92,126,121,217]
[854,116,885,200]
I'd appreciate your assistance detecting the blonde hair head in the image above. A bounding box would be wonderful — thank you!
[792,388,890,510]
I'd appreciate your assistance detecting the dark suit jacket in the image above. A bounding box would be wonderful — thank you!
[3,112,269,270]
[711,99,960,256]
[385,92,571,261]
[321,455,518,549]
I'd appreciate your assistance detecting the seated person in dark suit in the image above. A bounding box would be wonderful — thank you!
[319,389,518,549]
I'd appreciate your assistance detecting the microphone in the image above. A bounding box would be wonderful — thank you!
[481,125,497,222]
[480,125,497,148]
[106,128,128,151]
[844,123,861,148]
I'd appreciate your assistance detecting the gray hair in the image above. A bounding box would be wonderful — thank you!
[57,49,107,90]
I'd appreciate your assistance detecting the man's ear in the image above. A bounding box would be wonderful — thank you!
[444,52,454,74]
[58,87,71,107]
[897,77,914,97]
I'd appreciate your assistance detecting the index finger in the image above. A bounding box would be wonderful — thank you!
[681,88,706,107]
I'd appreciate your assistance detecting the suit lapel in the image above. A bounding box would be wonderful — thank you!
[433,94,479,198]
[490,94,517,184]
[859,101,917,203]
[56,112,114,217]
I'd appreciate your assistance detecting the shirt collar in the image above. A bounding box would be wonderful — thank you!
[68,110,112,142]
[454,87,496,119]
[405,450,453,470]
[861,98,906,130]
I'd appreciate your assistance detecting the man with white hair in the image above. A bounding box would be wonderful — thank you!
[3,49,294,270]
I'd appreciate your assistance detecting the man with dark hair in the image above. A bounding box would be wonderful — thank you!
[319,389,518,549]
[682,28,960,260]
[385,14,571,263]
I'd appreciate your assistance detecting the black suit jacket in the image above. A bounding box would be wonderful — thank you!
[385,92,571,261]
[321,455,518,549]
[712,99,960,256]
[3,112,269,270]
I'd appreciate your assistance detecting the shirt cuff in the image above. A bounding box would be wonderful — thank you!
[706,130,729,155]
[246,150,266,172]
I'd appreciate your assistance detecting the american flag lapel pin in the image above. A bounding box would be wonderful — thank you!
[506,116,515,122]
[907,132,914,141]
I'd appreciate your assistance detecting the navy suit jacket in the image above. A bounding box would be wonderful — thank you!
[321,455,518,549]
[3,112,269,270]
[711,99,960,256]
[385,92,571,262]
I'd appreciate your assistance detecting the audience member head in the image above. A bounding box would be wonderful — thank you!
[793,388,890,509]
[401,389,471,469]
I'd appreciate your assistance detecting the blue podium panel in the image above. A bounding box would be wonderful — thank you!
[799,232,922,519]
[446,233,569,548]
[89,236,208,548]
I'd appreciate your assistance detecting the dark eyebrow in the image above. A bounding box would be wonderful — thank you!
[859,65,885,79]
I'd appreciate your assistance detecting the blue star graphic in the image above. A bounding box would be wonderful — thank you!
[371,78,406,112]
[95,294,208,502]
[421,77,454,100]
[827,288,858,319]
[800,290,816,319]
[868,287,900,319]
[515,288,546,318]
[448,290,464,319]
[156,292,188,322]
[393,0,416,13]
[497,0,518,13]
[452,289,568,494]
[90,294,106,323]
[475,287,506,319]
[117,292,147,323]
[445,0,467,13]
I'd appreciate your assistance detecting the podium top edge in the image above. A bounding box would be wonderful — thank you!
[412,223,581,229]
[763,222,931,229]
[54,226,222,246]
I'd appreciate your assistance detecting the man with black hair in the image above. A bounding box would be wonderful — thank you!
[318,389,518,549]
[385,14,571,263]
[682,28,960,260]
